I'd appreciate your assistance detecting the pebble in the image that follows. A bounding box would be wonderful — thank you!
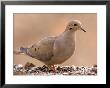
[13,63,97,76]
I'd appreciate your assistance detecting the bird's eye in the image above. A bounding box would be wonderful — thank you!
[74,24,77,26]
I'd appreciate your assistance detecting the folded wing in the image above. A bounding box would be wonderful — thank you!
[29,37,56,62]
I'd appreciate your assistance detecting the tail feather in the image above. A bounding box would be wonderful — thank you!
[13,47,29,55]
[13,50,22,54]
[20,47,28,54]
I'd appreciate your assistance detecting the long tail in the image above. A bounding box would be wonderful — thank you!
[20,47,28,54]
[14,47,28,55]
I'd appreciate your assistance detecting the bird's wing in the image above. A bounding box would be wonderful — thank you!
[32,37,56,61]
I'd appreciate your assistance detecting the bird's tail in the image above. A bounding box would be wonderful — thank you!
[14,47,29,55]
[20,47,29,54]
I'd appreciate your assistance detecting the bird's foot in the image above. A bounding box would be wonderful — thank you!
[48,65,56,74]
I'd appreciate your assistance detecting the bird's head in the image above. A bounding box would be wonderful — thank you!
[66,20,86,32]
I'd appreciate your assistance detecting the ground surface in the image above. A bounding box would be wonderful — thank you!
[13,62,97,76]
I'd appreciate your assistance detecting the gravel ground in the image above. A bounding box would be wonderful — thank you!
[13,62,97,76]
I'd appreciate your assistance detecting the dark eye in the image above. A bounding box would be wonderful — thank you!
[74,24,77,26]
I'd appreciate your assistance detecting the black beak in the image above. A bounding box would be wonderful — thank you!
[81,28,86,32]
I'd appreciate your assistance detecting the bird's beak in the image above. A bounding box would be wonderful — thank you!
[81,28,86,32]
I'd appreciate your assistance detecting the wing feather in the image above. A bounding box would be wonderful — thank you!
[31,37,56,61]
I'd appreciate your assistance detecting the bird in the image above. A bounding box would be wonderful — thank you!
[14,20,86,71]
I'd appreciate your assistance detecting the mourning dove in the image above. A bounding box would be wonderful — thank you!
[14,20,86,71]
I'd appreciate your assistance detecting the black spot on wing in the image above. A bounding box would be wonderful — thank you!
[35,48,36,51]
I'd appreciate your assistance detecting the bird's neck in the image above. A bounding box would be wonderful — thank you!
[62,29,75,38]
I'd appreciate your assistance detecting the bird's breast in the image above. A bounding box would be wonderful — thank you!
[50,35,75,64]
[54,39,75,57]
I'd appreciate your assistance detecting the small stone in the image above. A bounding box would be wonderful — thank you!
[24,62,35,70]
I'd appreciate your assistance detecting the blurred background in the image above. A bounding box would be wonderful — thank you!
[13,13,97,66]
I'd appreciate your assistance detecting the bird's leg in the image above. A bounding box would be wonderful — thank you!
[48,65,56,72]
[51,65,55,72]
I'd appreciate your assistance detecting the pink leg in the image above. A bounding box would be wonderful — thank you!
[48,65,56,72]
